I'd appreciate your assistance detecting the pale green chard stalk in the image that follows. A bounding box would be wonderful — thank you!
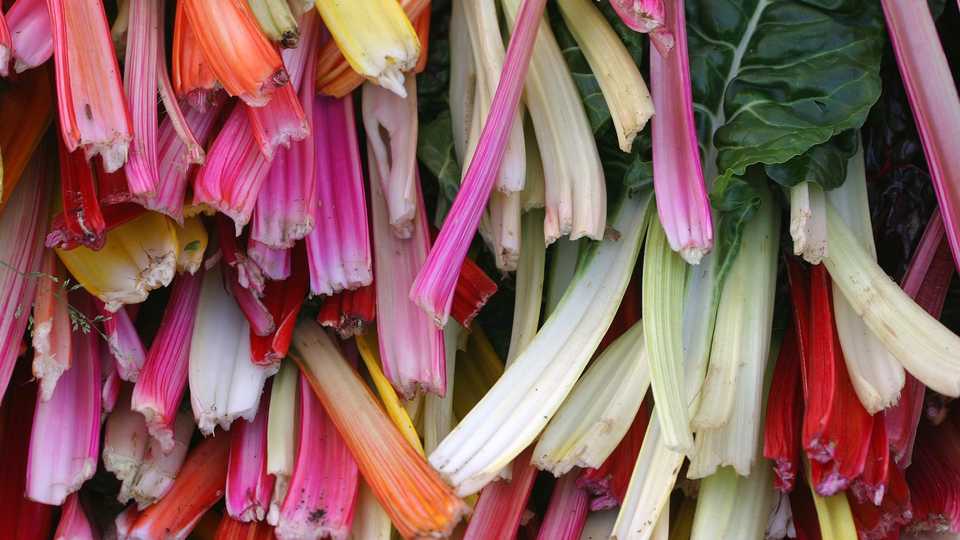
[506,209,546,366]
[544,236,582,317]
[247,0,299,48]
[689,465,776,540]
[429,192,652,496]
[266,360,298,526]
[825,204,960,398]
[688,185,779,478]
[556,0,653,152]
[533,321,649,475]
[423,322,463,454]
[643,215,693,452]
[825,145,904,412]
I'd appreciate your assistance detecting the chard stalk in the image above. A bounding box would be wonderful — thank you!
[463,448,539,540]
[810,488,858,539]
[248,241,291,281]
[306,94,373,295]
[103,387,148,504]
[226,396,274,522]
[362,75,419,238]
[126,435,230,539]
[578,401,651,510]
[180,0,285,106]
[410,0,547,327]
[544,237,582,317]
[368,146,446,397]
[452,328,504,421]
[128,410,193,509]
[881,0,960,276]
[47,0,132,172]
[0,13,9,77]
[424,322,463,454]
[291,320,469,538]
[501,0,606,244]
[521,118,547,211]
[54,494,95,539]
[690,465,776,540]
[175,217,209,275]
[26,308,101,506]
[247,0,299,48]
[130,271,204,451]
[188,264,274,435]
[537,471,590,540]
[763,327,803,493]
[506,209,546,365]
[643,216,692,451]
[0,153,50,398]
[609,0,666,35]
[790,182,828,264]
[462,0,526,194]
[171,1,218,109]
[349,481,393,540]
[0,65,53,208]
[31,251,71,401]
[826,147,904,413]
[275,376,359,540]
[451,256,499,328]
[448,0,474,166]
[649,0,711,264]
[214,517,275,539]
[123,0,163,196]
[688,185,778,478]
[250,258,308,366]
[314,0,421,97]
[5,0,52,73]
[533,321,649,475]
[557,0,653,152]
[430,193,652,496]
[266,361,298,526]
[824,203,960,398]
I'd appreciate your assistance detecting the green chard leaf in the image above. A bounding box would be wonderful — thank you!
[688,0,884,278]
[764,130,858,189]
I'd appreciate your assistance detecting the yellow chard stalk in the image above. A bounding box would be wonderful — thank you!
[175,216,208,275]
[56,211,179,312]
[315,0,421,97]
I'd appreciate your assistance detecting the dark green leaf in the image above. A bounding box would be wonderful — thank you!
[417,110,462,203]
[764,130,859,189]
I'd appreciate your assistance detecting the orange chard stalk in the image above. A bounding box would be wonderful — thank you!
[315,0,432,98]
[172,0,220,111]
[31,250,72,401]
[126,435,231,540]
[47,0,133,173]
[180,0,286,107]
[0,65,53,209]
[290,320,470,539]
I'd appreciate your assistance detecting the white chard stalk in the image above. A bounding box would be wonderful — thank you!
[506,209,547,365]
[825,146,905,412]
[556,0,653,152]
[429,193,652,496]
[688,185,779,478]
[533,320,649,475]
[188,264,274,435]
[789,181,828,264]
[824,204,960,398]
[500,0,606,244]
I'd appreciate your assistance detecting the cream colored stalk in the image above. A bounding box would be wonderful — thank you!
[506,209,546,365]
[500,0,606,243]
[103,387,148,504]
[689,465,776,540]
[533,321,649,475]
[521,120,546,211]
[128,410,193,509]
[688,186,779,478]
[824,204,960,397]
[349,481,393,540]
[544,237,582,316]
[424,322,463,455]
[314,0,421,97]
[189,264,274,434]
[790,182,828,264]
[448,0,474,166]
[429,193,651,496]
[266,361,298,526]
[462,0,526,194]
[826,146,904,412]
[556,0,653,152]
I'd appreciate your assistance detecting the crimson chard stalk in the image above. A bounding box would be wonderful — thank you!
[649,0,712,264]
[763,326,803,493]
[410,0,547,326]
[47,0,132,172]
[227,395,275,523]
[881,0,960,276]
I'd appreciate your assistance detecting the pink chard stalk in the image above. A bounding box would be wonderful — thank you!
[463,449,539,540]
[251,13,321,249]
[276,375,359,540]
[54,494,96,540]
[249,241,292,282]
[305,94,373,296]
[536,470,590,540]
[0,155,52,402]
[6,0,53,74]
[130,269,204,452]
[26,298,102,506]
[47,0,132,172]
[227,395,275,523]
[98,302,146,383]
[609,0,673,54]
[881,0,960,275]
[411,0,548,326]
[0,11,11,76]
[370,161,447,398]
[122,0,162,195]
[650,0,712,265]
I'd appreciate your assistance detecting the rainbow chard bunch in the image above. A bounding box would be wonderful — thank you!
[1,0,960,538]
